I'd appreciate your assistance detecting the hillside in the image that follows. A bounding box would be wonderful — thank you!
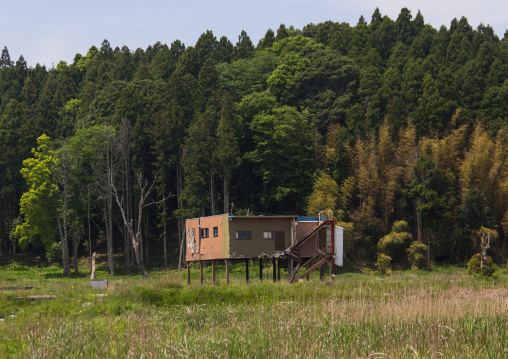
[0,7,507,272]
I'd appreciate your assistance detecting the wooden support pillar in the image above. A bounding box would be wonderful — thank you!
[199,261,204,285]
[212,260,216,284]
[259,258,263,281]
[187,262,190,285]
[226,259,230,285]
[245,259,249,283]
[277,258,281,282]
[272,257,276,282]
[328,260,333,281]
[320,264,325,281]
[306,274,309,281]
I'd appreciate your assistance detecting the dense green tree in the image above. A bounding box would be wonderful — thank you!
[1,8,508,268]
[216,51,279,101]
[233,30,255,60]
[15,135,71,276]
[257,29,275,50]
[248,106,314,212]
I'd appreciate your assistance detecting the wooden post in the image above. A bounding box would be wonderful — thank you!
[245,259,249,283]
[272,257,276,282]
[320,264,325,281]
[187,262,190,285]
[199,261,203,285]
[259,258,263,281]
[212,260,216,284]
[306,274,309,281]
[226,259,230,285]
[277,258,281,282]
[91,252,96,280]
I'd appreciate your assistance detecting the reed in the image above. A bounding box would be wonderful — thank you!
[1,263,507,357]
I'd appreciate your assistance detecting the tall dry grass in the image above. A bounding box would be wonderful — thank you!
[1,267,508,358]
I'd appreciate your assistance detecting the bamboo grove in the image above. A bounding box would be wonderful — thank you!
[1,8,508,274]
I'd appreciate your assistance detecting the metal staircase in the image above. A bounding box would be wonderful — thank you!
[285,218,335,283]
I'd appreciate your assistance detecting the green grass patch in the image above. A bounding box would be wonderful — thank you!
[1,259,508,357]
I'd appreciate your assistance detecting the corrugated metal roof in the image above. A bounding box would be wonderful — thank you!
[229,215,297,220]
[297,216,319,222]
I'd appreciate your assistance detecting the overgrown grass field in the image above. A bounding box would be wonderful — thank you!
[1,259,507,358]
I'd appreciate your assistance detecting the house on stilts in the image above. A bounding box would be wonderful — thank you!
[185,211,343,284]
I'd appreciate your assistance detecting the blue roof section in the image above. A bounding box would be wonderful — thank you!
[297,216,319,222]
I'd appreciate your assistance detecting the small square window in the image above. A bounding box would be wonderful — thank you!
[235,231,252,240]
[213,227,219,237]
[200,228,209,238]
[263,231,274,239]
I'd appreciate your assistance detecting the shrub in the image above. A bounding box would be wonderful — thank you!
[467,253,497,277]
[407,241,428,270]
[6,264,29,272]
[391,220,411,233]
[377,221,412,261]
[375,253,392,274]
[47,242,62,264]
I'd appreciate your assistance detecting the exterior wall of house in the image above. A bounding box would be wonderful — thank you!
[228,216,294,258]
[295,220,333,257]
[295,220,320,257]
[185,214,229,261]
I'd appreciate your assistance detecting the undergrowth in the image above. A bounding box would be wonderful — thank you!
[1,260,508,357]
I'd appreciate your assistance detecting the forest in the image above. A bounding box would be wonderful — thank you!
[0,7,507,276]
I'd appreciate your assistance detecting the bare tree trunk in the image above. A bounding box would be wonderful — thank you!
[179,224,185,270]
[178,217,184,271]
[128,172,134,268]
[417,199,423,243]
[210,167,216,215]
[224,176,229,214]
[177,160,184,271]
[117,118,133,274]
[427,232,431,270]
[139,217,143,266]
[124,162,130,274]
[163,199,167,270]
[133,238,147,277]
[106,147,115,276]
[73,228,79,275]
[144,214,149,267]
[91,252,96,280]
[88,190,92,275]
[57,190,70,277]
[113,173,159,278]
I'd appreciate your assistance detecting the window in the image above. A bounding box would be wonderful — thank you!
[213,227,219,237]
[263,231,274,239]
[235,231,252,240]
[200,228,209,238]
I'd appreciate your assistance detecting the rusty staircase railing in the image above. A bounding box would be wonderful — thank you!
[285,218,335,283]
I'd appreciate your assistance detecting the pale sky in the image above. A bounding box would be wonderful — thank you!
[2,0,507,67]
